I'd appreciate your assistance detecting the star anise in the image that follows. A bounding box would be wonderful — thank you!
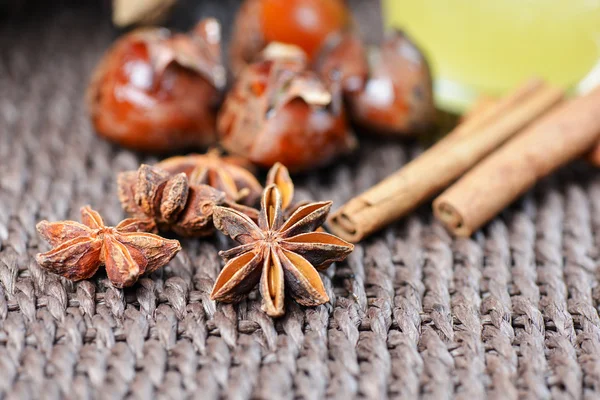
[211,184,353,317]
[265,162,327,234]
[36,206,181,288]
[265,162,306,214]
[156,149,263,206]
[118,163,259,237]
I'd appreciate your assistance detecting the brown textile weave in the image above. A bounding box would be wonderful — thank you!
[2,3,600,399]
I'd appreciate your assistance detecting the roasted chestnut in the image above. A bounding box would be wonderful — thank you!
[343,30,436,136]
[218,44,356,173]
[313,31,369,95]
[87,18,226,152]
[229,0,351,76]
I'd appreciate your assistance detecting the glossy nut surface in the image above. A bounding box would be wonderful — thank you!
[346,30,436,136]
[218,49,356,173]
[262,0,349,59]
[87,19,225,152]
[229,0,350,76]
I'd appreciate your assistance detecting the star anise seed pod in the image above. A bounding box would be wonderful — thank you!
[36,206,181,288]
[265,162,326,233]
[211,184,353,317]
[118,163,259,237]
[156,149,263,206]
[265,162,305,214]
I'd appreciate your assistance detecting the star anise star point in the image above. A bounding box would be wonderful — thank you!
[118,158,261,237]
[211,184,353,317]
[157,149,263,206]
[36,206,181,288]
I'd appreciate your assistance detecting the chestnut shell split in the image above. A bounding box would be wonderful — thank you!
[218,45,356,173]
[87,18,226,152]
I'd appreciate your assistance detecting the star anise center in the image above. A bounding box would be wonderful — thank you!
[263,230,282,243]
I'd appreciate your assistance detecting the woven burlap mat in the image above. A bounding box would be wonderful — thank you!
[2,3,600,399]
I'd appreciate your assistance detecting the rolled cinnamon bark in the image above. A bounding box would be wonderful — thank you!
[471,95,600,168]
[585,141,600,166]
[448,78,544,140]
[327,79,563,242]
[434,85,600,237]
[460,96,496,124]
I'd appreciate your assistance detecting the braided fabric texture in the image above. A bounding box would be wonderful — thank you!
[2,3,600,399]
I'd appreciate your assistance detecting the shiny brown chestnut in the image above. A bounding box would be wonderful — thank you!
[313,31,369,95]
[344,30,436,136]
[87,18,226,152]
[229,0,351,77]
[217,44,357,173]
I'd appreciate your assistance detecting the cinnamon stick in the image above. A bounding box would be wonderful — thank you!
[585,140,600,166]
[460,96,496,124]
[473,96,600,168]
[433,85,600,237]
[327,79,563,242]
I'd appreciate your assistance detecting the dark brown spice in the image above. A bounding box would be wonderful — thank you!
[211,184,353,317]
[156,149,263,206]
[36,206,181,288]
[313,31,368,95]
[344,30,436,136]
[264,162,324,234]
[118,163,259,237]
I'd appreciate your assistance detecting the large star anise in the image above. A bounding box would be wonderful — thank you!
[118,163,258,237]
[211,184,353,317]
[157,149,263,206]
[36,206,181,288]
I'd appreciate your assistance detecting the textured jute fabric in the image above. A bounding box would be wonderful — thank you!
[3,3,600,400]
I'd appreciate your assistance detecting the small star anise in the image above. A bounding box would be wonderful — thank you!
[36,206,181,288]
[118,163,259,237]
[211,184,354,317]
[157,149,263,206]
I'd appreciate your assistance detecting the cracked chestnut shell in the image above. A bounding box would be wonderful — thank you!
[87,18,226,152]
[217,45,356,173]
[229,0,350,76]
[342,30,436,136]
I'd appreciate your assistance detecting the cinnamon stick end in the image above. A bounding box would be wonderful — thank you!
[326,211,363,243]
[585,143,600,167]
[432,199,472,237]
